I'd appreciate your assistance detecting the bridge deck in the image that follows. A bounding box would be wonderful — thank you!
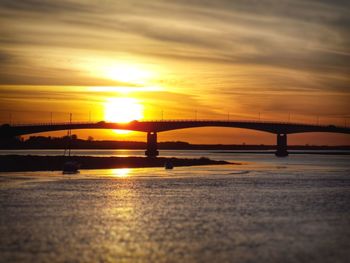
[1,120,350,137]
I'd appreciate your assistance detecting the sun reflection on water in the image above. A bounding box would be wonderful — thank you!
[110,168,131,178]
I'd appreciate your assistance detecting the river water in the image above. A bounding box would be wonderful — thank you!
[0,150,349,263]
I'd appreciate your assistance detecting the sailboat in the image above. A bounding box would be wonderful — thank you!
[62,113,80,174]
[62,161,80,174]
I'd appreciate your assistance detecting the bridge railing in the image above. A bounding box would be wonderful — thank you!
[4,119,345,129]
[138,119,344,128]
[6,121,97,127]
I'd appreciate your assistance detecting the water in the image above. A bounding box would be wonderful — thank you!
[1,150,350,262]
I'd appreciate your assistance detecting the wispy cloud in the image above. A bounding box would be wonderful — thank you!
[0,0,349,120]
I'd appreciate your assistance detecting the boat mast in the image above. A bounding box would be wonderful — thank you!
[68,113,72,157]
[64,113,72,157]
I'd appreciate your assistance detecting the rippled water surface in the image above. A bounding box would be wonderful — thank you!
[1,151,350,262]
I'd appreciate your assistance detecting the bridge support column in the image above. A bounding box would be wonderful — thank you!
[275,133,288,157]
[145,132,159,157]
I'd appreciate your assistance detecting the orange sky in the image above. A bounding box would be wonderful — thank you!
[0,1,349,145]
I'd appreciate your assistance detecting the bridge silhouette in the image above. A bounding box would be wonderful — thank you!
[1,120,350,157]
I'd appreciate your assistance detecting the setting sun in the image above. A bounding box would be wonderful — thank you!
[104,97,143,123]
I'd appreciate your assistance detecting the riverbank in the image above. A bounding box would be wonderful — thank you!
[215,151,350,155]
[0,155,232,172]
[2,136,349,151]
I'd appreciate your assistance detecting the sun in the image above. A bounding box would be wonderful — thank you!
[104,97,143,123]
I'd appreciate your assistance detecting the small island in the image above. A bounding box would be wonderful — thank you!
[0,155,232,172]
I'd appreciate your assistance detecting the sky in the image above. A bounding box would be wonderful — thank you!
[0,0,349,144]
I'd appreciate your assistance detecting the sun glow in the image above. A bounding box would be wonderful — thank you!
[88,86,163,94]
[103,64,152,85]
[104,97,143,123]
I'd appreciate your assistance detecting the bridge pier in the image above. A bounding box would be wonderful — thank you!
[145,132,159,157]
[275,133,288,157]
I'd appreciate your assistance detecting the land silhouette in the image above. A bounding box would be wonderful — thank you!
[1,135,349,151]
[0,135,234,172]
[0,155,230,172]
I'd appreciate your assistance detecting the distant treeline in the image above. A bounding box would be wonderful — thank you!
[1,135,349,150]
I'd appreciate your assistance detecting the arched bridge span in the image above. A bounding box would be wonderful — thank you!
[1,120,350,157]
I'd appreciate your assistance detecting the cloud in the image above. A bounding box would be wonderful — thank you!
[0,0,349,120]
[0,0,94,14]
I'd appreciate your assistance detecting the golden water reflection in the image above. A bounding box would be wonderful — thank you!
[110,168,131,178]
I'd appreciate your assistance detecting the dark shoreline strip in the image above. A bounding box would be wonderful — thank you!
[214,151,350,155]
[0,155,231,172]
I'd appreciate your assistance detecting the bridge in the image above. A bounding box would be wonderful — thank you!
[1,120,350,157]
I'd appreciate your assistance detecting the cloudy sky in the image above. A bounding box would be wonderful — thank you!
[0,0,349,144]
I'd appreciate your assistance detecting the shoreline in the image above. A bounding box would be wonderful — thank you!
[0,155,232,172]
[214,151,350,155]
